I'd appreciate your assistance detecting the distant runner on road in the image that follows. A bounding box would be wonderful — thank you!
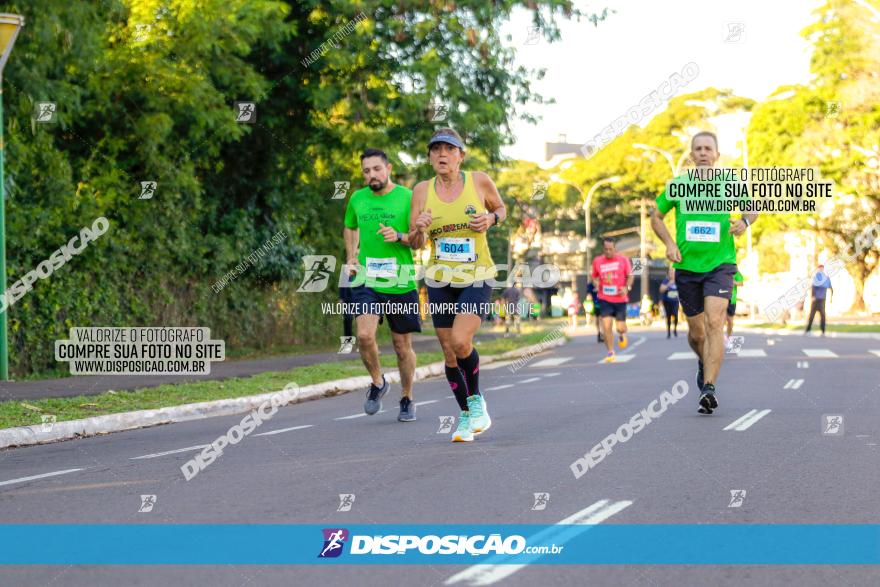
[660,266,680,338]
[591,237,633,363]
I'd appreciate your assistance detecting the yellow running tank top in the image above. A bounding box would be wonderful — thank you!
[425,171,496,285]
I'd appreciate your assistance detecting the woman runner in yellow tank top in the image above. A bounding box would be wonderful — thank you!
[409,128,507,443]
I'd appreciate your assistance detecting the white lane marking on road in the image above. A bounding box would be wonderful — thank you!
[0,468,85,488]
[736,349,767,357]
[481,360,516,371]
[723,409,772,431]
[335,410,386,420]
[530,357,572,367]
[414,400,439,407]
[253,425,313,437]
[626,336,647,350]
[797,361,810,369]
[597,354,635,363]
[130,445,209,460]
[668,351,698,360]
[520,377,541,384]
[783,379,805,390]
[446,395,455,399]
[487,384,514,391]
[870,350,880,358]
[542,372,561,377]
[802,348,838,358]
[444,498,632,586]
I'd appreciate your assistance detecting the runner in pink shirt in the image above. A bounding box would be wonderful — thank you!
[591,237,634,363]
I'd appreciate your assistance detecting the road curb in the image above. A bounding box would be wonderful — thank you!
[0,335,568,450]
[738,326,880,340]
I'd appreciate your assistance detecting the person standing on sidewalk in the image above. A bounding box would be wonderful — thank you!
[344,148,422,422]
[805,264,833,336]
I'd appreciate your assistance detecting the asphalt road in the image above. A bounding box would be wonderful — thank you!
[1,327,878,586]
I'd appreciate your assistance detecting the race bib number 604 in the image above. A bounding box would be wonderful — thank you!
[435,237,476,262]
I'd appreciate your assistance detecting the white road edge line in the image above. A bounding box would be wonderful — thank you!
[414,400,439,407]
[519,377,541,384]
[444,499,633,586]
[130,445,209,460]
[253,425,314,437]
[0,468,86,488]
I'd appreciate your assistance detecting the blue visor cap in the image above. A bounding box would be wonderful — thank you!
[427,134,464,151]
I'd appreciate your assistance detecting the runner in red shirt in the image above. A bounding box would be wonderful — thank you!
[591,237,634,363]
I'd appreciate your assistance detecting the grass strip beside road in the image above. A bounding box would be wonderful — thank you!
[0,326,564,430]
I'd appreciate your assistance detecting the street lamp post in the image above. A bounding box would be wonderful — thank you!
[0,13,25,380]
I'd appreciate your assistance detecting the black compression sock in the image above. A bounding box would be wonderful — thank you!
[444,365,469,411]
[456,348,481,397]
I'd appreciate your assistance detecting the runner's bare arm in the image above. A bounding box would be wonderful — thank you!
[650,207,681,263]
[729,212,758,236]
[408,181,431,250]
[470,171,506,232]
[343,227,359,266]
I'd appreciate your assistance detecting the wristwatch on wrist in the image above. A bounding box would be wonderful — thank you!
[492,211,501,226]
[743,216,751,228]
[396,231,404,242]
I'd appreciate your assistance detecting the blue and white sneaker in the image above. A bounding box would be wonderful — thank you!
[452,411,473,442]
[467,395,491,434]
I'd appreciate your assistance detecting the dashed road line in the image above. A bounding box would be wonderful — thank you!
[520,377,541,384]
[869,350,880,359]
[723,409,772,431]
[783,379,805,390]
[414,400,439,407]
[444,498,633,586]
[335,410,386,420]
[530,357,573,368]
[253,425,314,437]
[736,349,767,358]
[597,354,635,363]
[668,351,698,361]
[130,445,209,460]
[542,372,561,377]
[487,384,514,390]
[797,361,809,369]
[802,348,838,358]
[0,468,86,488]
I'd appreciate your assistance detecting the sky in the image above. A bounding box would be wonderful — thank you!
[499,0,822,164]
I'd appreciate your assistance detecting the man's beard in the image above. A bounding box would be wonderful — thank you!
[369,179,388,192]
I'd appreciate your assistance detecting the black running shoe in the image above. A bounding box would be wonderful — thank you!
[364,376,388,415]
[699,383,718,411]
[397,396,416,422]
[696,360,705,392]
[697,406,714,415]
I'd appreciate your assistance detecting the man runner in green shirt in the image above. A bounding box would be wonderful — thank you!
[650,132,758,414]
[343,148,421,421]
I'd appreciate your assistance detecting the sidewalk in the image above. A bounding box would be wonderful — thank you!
[0,331,504,403]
